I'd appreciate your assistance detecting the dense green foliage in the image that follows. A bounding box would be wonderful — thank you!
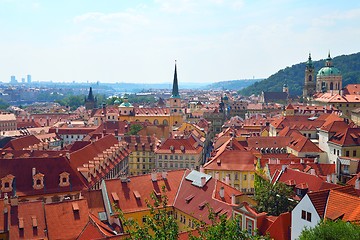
[126,124,143,135]
[205,79,262,90]
[0,98,10,110]
[55,95,86,110]
[299,220,360,240]
[254,174,296,216]
[239,52,360,96]
[116,186,270,240]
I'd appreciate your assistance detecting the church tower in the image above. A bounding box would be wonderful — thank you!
[169,61,183,126]
[303,53,316,99]
[316,52,342,94]
[85,87,96,110]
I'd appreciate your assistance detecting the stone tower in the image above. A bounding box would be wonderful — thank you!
[303,53,316,99]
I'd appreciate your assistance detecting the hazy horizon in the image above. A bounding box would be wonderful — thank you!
[1,0,359,84]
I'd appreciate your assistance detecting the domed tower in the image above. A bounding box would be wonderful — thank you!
[303,53,316,98]
[316,52,342,94]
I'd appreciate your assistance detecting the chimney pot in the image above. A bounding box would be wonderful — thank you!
[201,176,206,187]
[219,186,225,198]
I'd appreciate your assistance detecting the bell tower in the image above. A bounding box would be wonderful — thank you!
[169,61,183,126]
[303,53,316,99]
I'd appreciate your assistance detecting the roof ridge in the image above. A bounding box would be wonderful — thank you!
[173,169,189,205]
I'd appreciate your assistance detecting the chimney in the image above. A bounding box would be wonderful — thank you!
[219,186,225,198]
[281,165,287,172]
[215,172,219,180]
[355,178,360,190]
[331,173,337,184]
[326,174,331,183]
[114,129,118,137]
[151,170,157,182]
[300,159,304,164]
[310,169,316,175]
[162,170,167,179]
[32,167,36,177]
[225,175,230,185]
[231,194,236,205]
[201,176,206,187]
[200,165,204,173]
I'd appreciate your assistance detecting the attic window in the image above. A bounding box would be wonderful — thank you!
[18,217,24,229]
[217,159,221,165]
[72,202,79,211]
[1,174,14,192]
[198,201,207,210]
[111,192,119,202]
[59,172,70,187]
[185,194,195,203]
[33,173,44,190]
[31,216,38,228]
[133,191,141,199]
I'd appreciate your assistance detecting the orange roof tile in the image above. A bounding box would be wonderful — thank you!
[325,191,360,222]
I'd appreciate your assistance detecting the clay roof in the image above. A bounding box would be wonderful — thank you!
[173,171,243,224]
[155,135,203,154]
[104,170,186,214]
[78,213,117,239]
[247,136,291,149]
[49,127,97,135]
[82,190,106,216]
[0,156,87,198]
[265,212,291,240]
[270,115,326,130]
[328,127,360,146]
[307,190,330,218]
[122,135,157,152]
[288,133,323,153]
[9,201,47,240]
[45,199,90,240]
[343,84,360,95]
[3,135,41,150]
[272,168,339,193]
[267,163,335,178]
[286,104,294,110]
[325,190,360,222]
[204,150,255,171]
[319,120,349,132]
[134,107,170,116]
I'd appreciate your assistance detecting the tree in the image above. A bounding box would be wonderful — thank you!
[254,174,296,216]
[299,220,360,240]
[126,124,143,135]
[115,186,270,240]
[115,185,179,240]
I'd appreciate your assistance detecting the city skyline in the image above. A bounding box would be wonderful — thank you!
[0,0,359,84]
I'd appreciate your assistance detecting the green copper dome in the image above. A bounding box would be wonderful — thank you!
[119,97,133,107]
[114,99,121,105]
[317,66,341,77]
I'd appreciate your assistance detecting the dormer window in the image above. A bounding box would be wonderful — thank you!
[59,172,70,187]
[33,173,44,190]
[1,174,15,192]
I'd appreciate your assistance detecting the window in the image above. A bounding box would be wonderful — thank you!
[142,217,147,223]
[346,151,350,157]
[337,150,340,156]
[164,155,168,160]
[307,212,312,222]
[333,149,336,155]
[247,219,253,235]
[159,155,162,160]
[301,210,306,220]
[353,150,357,157]
[235,173,238,180]
[137,158,140,162]
[244,174,247,180]
[302,210,312,222]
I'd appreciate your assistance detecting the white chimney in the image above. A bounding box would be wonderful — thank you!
[151,170,157,182]
[326,174,331,183]
[355,178,360,190]
[200,165,204,173]
[162,170,167,179]
[231,194,236,205]
[201,176,206,187]
[310,169,316,175]
[32,167,36,177]
[332,173,337,184]
[300,159,304,164]
[225,175,230,185]
[215,172,219,180]
[219,186,225,198]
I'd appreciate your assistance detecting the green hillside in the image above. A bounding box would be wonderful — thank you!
[205,79,262,90]
[239,52,360,97]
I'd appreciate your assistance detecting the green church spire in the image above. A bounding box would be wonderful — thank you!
[171,60,180,98]
[87,87,94,101]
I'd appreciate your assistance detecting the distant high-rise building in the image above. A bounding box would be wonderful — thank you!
[21,77,25,83]
[27,74,32,83]
[10,75,17,84]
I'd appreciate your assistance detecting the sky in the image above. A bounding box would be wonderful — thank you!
[0,0,360,84]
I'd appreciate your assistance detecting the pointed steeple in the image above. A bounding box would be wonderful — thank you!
[171,60,180,98]
[87,87,94,101]
[326,51,333,67]
[306,52,314,69]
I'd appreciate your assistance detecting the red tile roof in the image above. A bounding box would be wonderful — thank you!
[0,156,87,198]
[204,150,255,171]
[155,135,203,155]
[104,170,186,214]
[45,199,90,240]
[265,212,291,240]
[325,190,360,222]
[328,128,360,147]
[9,201,47,239]
[288,132,323,153]
[3,135,41,150]
[247,136,291,149]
